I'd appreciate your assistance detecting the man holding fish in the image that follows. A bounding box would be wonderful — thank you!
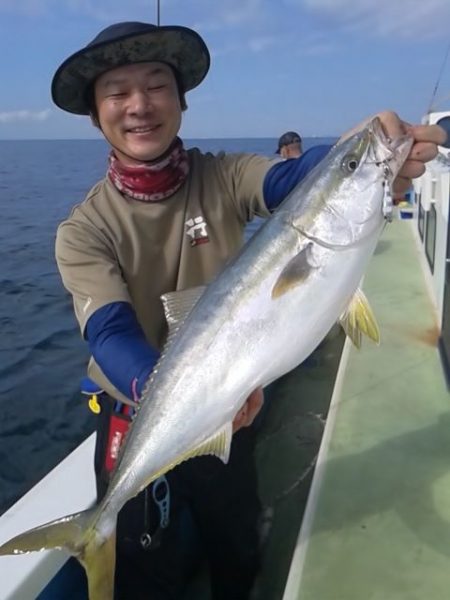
[0,20,445,600]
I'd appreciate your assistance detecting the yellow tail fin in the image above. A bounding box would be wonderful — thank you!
[0,507,117,600]
[81,526,116,599]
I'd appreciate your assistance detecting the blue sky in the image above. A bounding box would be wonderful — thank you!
[1,0,450,139]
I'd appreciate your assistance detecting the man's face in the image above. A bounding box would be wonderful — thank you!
[281,142,302,160]
[94,61,182,165]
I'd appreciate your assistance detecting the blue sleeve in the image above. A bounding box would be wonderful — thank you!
[86,302,160,400]
[263,145,332,211]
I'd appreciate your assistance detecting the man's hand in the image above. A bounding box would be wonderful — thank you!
[375,111,447,198]
[232,387,264,434]
[339,110,447,199]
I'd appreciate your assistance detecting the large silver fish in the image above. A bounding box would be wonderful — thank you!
[0,118,412,599]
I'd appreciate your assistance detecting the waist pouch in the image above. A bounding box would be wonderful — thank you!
[94,394,132,490]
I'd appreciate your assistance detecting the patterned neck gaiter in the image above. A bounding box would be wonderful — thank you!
[107,137,189,202]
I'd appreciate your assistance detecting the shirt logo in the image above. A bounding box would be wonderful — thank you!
[185,216,209,247]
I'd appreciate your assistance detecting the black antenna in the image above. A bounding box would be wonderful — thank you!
[156,0,161,25]
[427,40,450,114]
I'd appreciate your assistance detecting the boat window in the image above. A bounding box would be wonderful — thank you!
[436,116,450,149]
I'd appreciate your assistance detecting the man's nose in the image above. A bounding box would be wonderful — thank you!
[128,90,152,115]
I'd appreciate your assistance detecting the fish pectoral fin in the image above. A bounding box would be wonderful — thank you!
[147,424,234,485]
[272,243,315,299]
[186,422,233,464]
[161,285,206,334]
[339,287,380,348]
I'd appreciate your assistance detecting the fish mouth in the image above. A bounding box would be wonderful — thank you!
[368,117,413,182]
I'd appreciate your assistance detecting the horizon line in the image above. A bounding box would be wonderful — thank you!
[0,134,338,142]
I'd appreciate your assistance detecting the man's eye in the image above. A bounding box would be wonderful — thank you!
[107,91,126,98]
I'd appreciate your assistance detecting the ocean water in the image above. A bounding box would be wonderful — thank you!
[0,136,336,514]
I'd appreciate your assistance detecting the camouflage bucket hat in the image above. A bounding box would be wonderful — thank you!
[51,21,210,115]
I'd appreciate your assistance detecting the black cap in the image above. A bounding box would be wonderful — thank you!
[51,21,210,115]
[276,131,302,154]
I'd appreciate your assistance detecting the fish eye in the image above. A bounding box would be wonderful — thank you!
[341,154,359,174]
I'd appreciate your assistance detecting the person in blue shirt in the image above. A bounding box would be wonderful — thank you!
[276,130,303,159]
[51,21,446,600]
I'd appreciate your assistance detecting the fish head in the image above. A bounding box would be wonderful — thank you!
[365,115,414,184]
[304,117,414,246]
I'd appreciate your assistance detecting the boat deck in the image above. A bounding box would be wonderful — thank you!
[283,219,450,600]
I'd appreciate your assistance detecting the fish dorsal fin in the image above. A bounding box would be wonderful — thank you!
[339,287,380,348]
[272,243,315,299]
[138,286,207,404]
[161,285,206,337]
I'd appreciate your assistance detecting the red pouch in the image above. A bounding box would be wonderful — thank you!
[104,413,131,473]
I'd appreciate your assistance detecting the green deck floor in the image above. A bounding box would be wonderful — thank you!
[284,220,450,600]
[252,326,345,600]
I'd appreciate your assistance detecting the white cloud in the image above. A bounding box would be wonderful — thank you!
[65,0,151,21]
[0,0,64,16]
[0,0,150,19]
[303,41,337,56]
[297,0,450,39]
[0,0,46,16]
[210,35,279,59]
[4,0,448,39]
[193,0,266,31]
[0,0,266,24]
[248,36,278,53]
[0,109,51,124]
[215,0,264,26]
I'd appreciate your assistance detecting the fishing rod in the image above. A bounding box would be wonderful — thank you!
[427,39,450,114]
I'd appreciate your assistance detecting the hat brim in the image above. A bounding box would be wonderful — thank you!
[51,25,210,115]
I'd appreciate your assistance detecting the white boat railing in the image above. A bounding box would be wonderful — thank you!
[0,434,96,600]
